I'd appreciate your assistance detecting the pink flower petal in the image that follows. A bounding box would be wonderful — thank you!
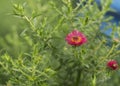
[65,29,87,46]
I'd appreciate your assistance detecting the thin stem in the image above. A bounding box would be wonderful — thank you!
[105,44,115,58]
[92,75,96,86]
[109,50,120,58]
[75,69,81,86]
[97,44,115,65]
[23,16,36,31]
[72,47,82,86]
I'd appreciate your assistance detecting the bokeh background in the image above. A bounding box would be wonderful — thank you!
[0,0,31,57]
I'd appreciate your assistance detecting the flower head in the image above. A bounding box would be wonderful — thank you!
[107,60,118,70]
[65,30,87,46]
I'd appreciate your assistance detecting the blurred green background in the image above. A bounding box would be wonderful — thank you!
[0,0,30,57]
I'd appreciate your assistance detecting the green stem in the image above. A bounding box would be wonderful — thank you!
[73,47,82,86]
[75,69,81,86]
[98,44,115,65]
[23,16,36,31]
[92,75,96,86]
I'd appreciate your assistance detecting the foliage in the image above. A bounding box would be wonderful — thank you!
[0,0,120,86]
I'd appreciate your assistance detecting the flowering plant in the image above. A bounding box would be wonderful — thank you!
[0,0,120,86]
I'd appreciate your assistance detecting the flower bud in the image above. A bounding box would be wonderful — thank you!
[107,60,118,70]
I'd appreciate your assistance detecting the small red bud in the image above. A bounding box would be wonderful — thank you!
[107,60,118,70]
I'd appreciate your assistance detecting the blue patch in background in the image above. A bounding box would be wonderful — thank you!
[95,0,120,37]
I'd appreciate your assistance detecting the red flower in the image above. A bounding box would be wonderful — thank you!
[107,60,118,70]
[65,30,87,46]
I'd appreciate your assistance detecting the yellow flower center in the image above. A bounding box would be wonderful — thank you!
[71,36,81,43]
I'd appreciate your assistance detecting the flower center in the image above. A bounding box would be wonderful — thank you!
[71,36,81,43]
